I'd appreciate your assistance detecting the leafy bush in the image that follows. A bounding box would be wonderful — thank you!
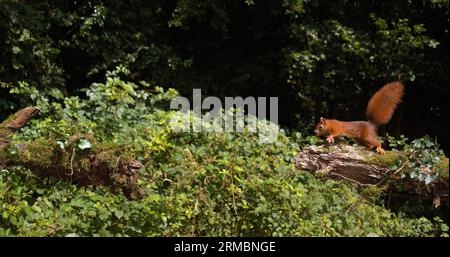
[383,135,448,185]
[1,0,448,152]
[1,72,447,237]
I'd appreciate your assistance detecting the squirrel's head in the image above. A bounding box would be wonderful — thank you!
[314,117,330,136]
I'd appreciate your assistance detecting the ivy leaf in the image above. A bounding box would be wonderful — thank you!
[78,138,92,150]
[57,141,65,149]
[114,210,124,219]
[65,233,80,237]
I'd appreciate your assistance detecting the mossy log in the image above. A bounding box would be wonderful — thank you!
[0,107,144,199]
[0,107,40,150]
[294,144,449,208]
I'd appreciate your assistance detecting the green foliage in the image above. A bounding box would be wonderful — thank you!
[1,74,448,237]
[0,0,448,237]
[384,135,449,184]
[1,1,447,153]
[284,4,444,129]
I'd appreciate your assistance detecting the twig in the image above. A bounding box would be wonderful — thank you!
[393,150,417,175]
[229,165,238,215]
[68,148,75,178]
[393,160,410,175]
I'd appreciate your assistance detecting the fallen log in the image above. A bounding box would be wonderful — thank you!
[0,107,144,199]
[294,144,449,208]
[0,107,40,151]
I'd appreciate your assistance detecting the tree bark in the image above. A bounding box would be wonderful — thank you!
[294,144,449,207]
[0,107,144,199]
[0,107,40,151]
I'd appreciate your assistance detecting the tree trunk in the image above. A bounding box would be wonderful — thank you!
[294,144,449,208]
[0,107,144,199]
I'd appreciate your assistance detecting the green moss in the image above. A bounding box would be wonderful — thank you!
[19,138,57,168]
[366,150,407,168]
[0,113,21,140]
[79,158,90,171]
[0,125,15,140]
[437,157,449,178]
[0,127,11,139]
[0,113,17,127]
[0,146,11,162]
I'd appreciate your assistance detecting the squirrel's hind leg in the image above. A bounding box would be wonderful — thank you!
[363,137,385,155]
[375,146,385,155]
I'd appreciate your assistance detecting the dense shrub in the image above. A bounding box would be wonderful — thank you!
[1,72,447,236]
[0,0,448,151]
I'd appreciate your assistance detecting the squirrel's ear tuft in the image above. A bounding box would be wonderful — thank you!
[320,117,325,121]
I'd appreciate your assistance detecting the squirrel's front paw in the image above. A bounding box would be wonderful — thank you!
[326,136,335,144]
[376,147,385,155]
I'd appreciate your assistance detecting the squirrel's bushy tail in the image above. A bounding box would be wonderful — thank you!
[366,81,404,126]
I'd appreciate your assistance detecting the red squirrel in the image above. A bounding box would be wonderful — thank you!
[314,81,404,154]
